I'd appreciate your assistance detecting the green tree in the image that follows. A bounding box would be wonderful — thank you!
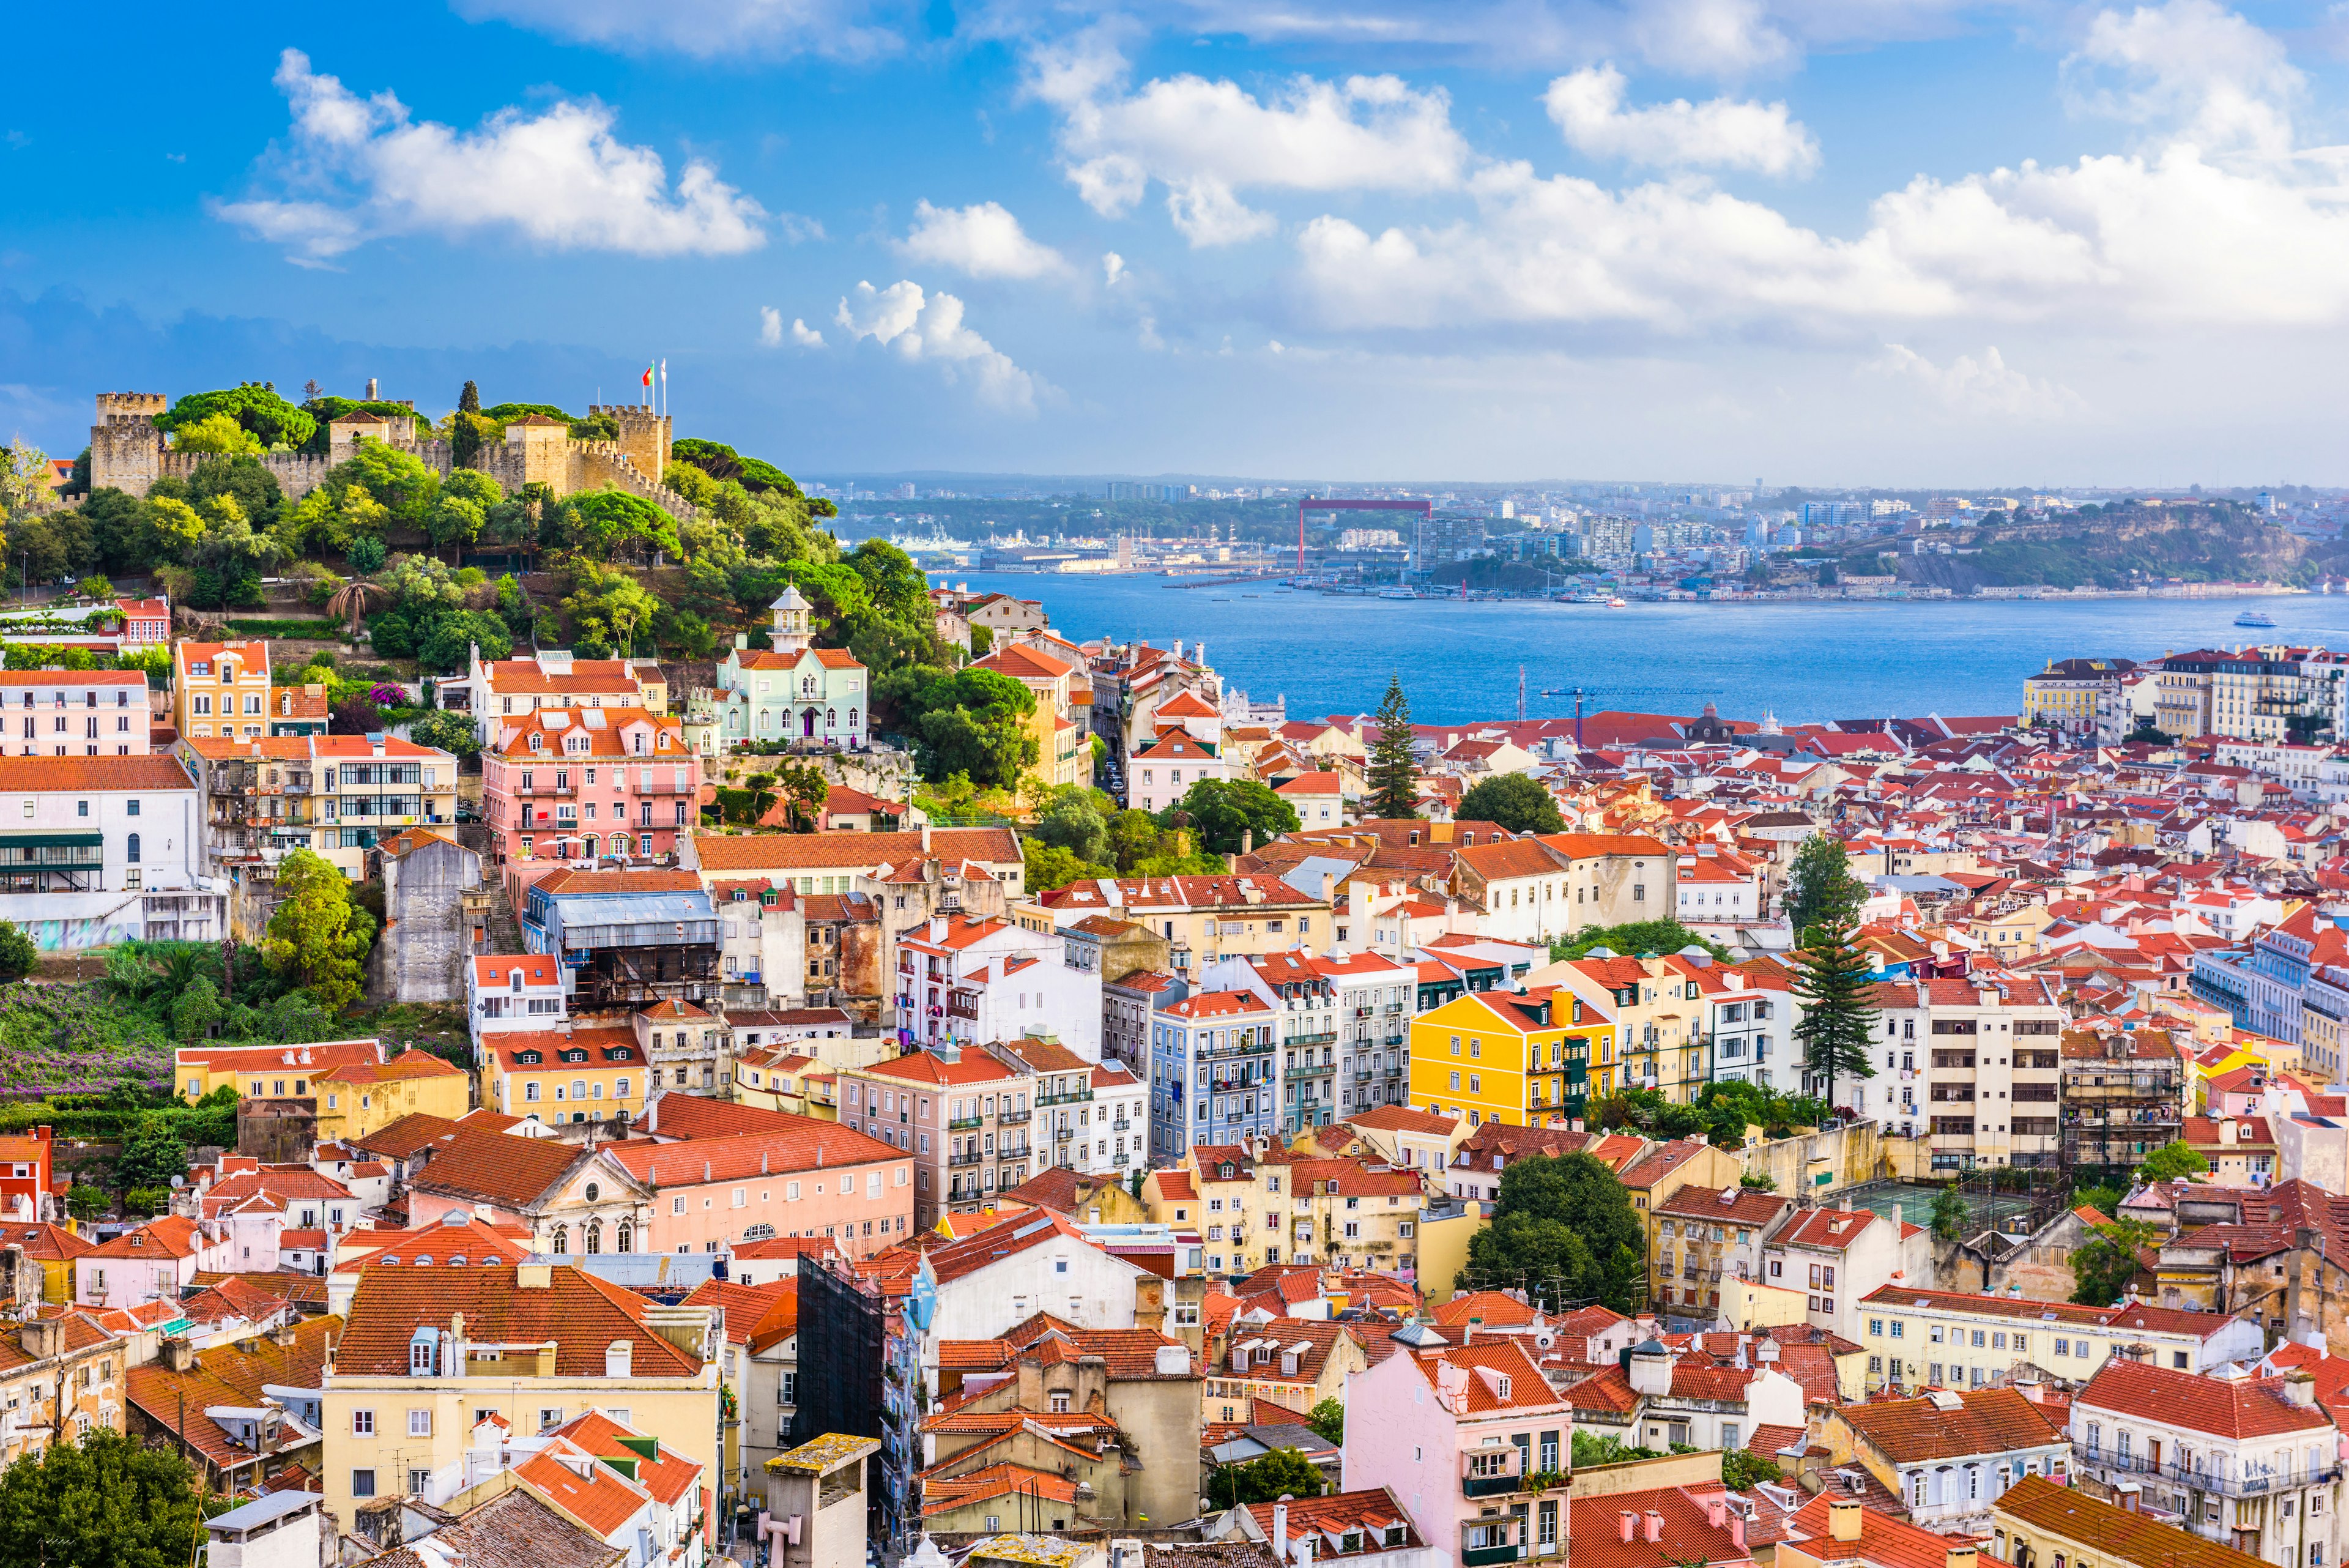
[157,382,316,449]
[416,609,514,674]
[143,496,205,562]
[2073,1181,2123,1218]
[0,1426,212,1568]
[1572,1430,1657,1468]
[772,760,830,831]
[113,1122,188,1191]
[1304,1397,1344,1448]
[1458,1151,1644,1312]
[1024,839,1113,893]
[73,574,113,602]
[1786,833,1866,934]
[2137,1140,2210,1184]
[1931,1182,1970,1241]
[1206,1447,1327,1508]
[1034,790,1113,863]
[260,848,375,1012]
[2070,1216,2158,1306]
[1790,919,1879,1107]
[170,974,224,1041]
[428,469,503,562]
[1365,674,1420,819]
[1549,920,1729,964]
[64,1184,105,1223]
[169,412,262,454]
[1722,1449,1781,1490]
[406,707,481,760]
[0,439,53,554]
[560,562,660,658]
[0,920,33,981]
[1457,773,1565,833]
[1171,778,1299,856]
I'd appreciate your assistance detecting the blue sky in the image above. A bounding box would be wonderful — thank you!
[11,0,2349,485]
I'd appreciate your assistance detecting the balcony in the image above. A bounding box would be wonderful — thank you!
[1462,1475,1520,1498]
[948,1152,984,1168]
[514,780,579,798]
[946,994,981,1021]
[1461,1547,1525,1566]
[948,1115,982,1130]
[1286,1030,1339,1047]
[997,1108,1031,1125]
[2087,1455,2342,1498]
[1036,1090,1091,1107]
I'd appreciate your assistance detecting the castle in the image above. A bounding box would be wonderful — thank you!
[87,390,691,521]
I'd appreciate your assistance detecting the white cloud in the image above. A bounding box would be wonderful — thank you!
[792,317,825,346]
[1866,344,2084,417]
[450,0,908,63]
[1025,32,1471,247]
[834,280,1045,413]
[1623,0,1794,75]
[1293,4,2349,341]
[215,49,766,261]
[760,307,785,347]
[1544,65,1818,176]
[2063,0,2300,157]
[897,199,1070,280]
[1102,251,1127,286]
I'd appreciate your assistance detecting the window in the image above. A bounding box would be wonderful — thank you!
[352,1470,377,1499]
[409,1409,431,1436]
[353,1410,375,1435]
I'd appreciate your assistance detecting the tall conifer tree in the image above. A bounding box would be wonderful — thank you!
[1792,917,1880,1110]
[1367,674,1420,819]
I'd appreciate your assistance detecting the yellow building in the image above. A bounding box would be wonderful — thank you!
[485,1025,650,1126]
[1531,953,1711,1104]
[320,1261,720,1538]
[732,1044,841,1120]
[174,639,273,741]
[1970,903,2055,964]
[1407,986,1614,1129]
[2024,657,2135,738]
[177,1038,395,1104]
[316,1050,471,1142]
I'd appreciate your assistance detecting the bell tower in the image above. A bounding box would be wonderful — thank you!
[768,585,812,656]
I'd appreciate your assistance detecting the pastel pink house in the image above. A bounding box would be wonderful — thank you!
[75,1216,237,1309]
[480,705,701,867]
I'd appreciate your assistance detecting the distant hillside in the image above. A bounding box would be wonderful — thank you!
[1841,503,2321,590]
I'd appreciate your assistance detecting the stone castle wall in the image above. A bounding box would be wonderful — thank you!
[88,393,686,521]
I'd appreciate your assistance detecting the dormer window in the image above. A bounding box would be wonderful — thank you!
[1496,1375,1512,1399]
[562,1049,587,1063]
[529,734,544,752]
[510,971,524,992]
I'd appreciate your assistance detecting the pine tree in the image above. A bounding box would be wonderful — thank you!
[453,381,485,469]
[459,379,481,414]
[1791,917,1879,1110]
[1367,674,1420,819]
[1785,832,1865,934]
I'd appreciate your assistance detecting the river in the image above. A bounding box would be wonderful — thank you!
[932,571,2349,726]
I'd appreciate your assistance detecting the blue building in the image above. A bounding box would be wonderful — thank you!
[1148,988,1280,1162]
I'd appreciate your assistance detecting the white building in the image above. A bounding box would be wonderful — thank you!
[466,953,570,1052]
[2071,1358,2341,1568]
[1312,950,1419,1115]
[899,914,1104,1061]
[1704,961,1800,1090]
[1861,975,2068,1172]
[0,754,225,949]
[1127,732,1234,816]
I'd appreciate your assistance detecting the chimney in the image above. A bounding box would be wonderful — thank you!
[163,1336,195,1372]
[1618,1512,1636,1544]
[922,823,933,852]
[1830,1499,1862,1542]
[1730,1515,1746,1551]
[1947,1550,1979,1568]
[1273,1501,1288,1559]
[1704,1498,1725,1529]
[1893,1203,1903,1235]
[1642,1510,1664,1544]
[2285,1372,2318,1407]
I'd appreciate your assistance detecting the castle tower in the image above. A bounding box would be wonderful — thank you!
[590,404,672,486]
[769,586,812,656]
[90,392,168,497]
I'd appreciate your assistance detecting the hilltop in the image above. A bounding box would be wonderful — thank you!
[1836,500,2325,590]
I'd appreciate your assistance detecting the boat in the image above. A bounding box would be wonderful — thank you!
[1378,587,1419,600]
[1606,596,1628,608]
[2235,609,2277,628]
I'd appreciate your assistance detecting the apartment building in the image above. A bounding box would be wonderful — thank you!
[2061,1026,2189,1169]
[836,1044,1033,1225]
[0,669,149,756]
[0,754,225,947]
[2156,646,2348,745]
[1151,989,1279,1161]
[605,1123,913,1258]
[1037,874,1330,973]
[1762,1201,1932,1343]
[2193,904,2323,1050]
[1650,1184,1796,1323]
[173,639,271,741]
[1705,959,1800,1090]
[971,641,1091,789]
[1311,951,1419,1115]
[444,646,669,739]
[895,913,1102,1060]
[484,1025,648,1125]
[480,705,700,866]
[182,733,460,883]
[1539,953,1715,1104]
[1201,951,1349,1137]
[319,1262,719,1531]
[1820,1387,2068,1533]
[992,1035,1143,1182]
[1409,986,1612,1129]
[1281,1157,1425,1274]
[0,1315,128,1466]
[1208,1317,1367,1423]
[1861,975,2068,1171]
[1995,1476,2274,1568]
[2025,658,2139,739]
[1343,1336,1574,1567]
[2071,1357,2342,1568]
[1855,1286,2264,1392]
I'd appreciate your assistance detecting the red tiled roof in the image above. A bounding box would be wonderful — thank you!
[2076,1358,2331,1439]
[340,1263,702,1380]
[1840,1388,2065,1462]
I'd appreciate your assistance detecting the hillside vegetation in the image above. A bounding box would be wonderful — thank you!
[1850,502,2321,590]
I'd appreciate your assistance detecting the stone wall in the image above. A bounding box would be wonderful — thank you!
[1738,1120,1907,1194]
[376,837,480,1003]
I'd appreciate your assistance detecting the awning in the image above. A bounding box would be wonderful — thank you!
[0,831,102,850]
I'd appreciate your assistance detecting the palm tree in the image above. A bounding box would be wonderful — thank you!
[327,579,387,639]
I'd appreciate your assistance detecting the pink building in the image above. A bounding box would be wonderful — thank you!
[604,1120,913,1259]
[75,1216,238,1309]
[1342,1334,1575,1567]
[480,705,700,866]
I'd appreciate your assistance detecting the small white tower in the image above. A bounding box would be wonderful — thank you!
[769,585,812,656]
